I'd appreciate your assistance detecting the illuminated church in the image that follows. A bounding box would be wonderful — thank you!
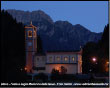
[25,22,82,74]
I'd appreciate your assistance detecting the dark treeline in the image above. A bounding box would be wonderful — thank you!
[82,24,109,74]
[1,10,26,82]
[1,10,43,82]
[37,35,43,53]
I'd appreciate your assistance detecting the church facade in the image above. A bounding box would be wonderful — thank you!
[25,22,82,74]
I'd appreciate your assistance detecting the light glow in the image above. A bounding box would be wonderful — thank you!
[57,57,60,61]
[72,57,74,61]
[64,57,68,61]
[92,57,96,62]
[106,61,109,64]
[24,67,27,71]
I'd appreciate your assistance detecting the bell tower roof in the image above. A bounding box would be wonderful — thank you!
[25,21,36,29]
[30,21,32,25]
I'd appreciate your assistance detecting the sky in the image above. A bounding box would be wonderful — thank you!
[1,1,108,33]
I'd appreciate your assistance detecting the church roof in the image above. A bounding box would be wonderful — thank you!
[46,50,82,55]
[25,21,36,28]
[34,49,82,56]
[35,52,46,56]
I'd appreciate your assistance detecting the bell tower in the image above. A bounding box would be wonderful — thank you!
[25,21,37,73]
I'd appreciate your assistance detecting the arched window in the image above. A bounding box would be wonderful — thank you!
[28,31,32,37]
[64,57,68,61]
[72,57,75,61]
[56,57,60,61]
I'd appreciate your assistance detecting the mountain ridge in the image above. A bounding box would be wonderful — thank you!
[6,9,102,51]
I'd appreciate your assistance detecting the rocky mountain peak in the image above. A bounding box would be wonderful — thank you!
[6,9,53,24]
[5,9,102,51]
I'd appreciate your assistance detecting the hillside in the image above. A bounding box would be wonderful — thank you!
[6,9,102,51]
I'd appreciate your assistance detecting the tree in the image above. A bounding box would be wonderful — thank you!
[99,24,109,59]
[82,24,109,74]
[97,24,109,73]
[60,66,67,75]
[82,42,98,73]
[1,10,26,82]
[37,35,43,53]
[51,68,59,75]
[51,68,59,81]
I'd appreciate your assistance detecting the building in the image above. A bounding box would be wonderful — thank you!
[25,21,37,73]
[25,22,82,74]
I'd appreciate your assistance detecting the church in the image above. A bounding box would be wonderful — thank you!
[25,22,82,74]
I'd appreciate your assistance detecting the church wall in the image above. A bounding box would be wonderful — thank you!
[46,54,78,64]
[45,53,82,74]
[78,54,82,73]
[34,56,46,67]
[26,52,33,72]
[33,70,46,74]
[46,64,77,74]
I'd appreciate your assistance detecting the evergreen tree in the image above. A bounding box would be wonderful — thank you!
[1,10,26,82]
[82,24,109,74]
[37,35,43,53]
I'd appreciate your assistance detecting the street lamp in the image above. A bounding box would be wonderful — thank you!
[24,67,27,71]
[106,61,109,64]
[91,57,97,73]
[92,57,97,62]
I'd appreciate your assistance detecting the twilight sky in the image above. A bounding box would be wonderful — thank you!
[1,1,108,33]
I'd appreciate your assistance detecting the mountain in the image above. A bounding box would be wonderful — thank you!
[6,9,102,52]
